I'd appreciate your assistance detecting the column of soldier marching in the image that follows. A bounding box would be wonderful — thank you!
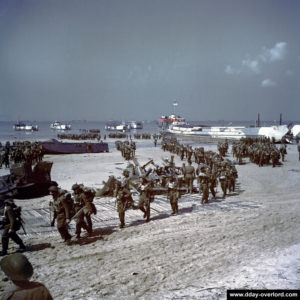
[0,136,289,256]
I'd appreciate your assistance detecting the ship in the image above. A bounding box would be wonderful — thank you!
[50,121,72,130]
[105,121,130,132]
[158,114,186,128]
[40,139,109,154]
[13,121,38,131]
[167,123,290,143]
[126,121,143,130]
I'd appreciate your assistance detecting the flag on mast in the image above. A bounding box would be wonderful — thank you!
[173,101,178,106]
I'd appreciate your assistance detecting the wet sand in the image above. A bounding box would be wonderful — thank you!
[0,142,299,299]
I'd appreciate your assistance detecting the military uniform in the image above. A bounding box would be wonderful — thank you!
[115,171,134,228]
[72,184,91,239]
[167,178,179,214]
[0,253,53,300]
[219,169,227,198]
[184,162,195,194]
[0,197,26,256]
[137,179,152,222]
[49,186,72,242]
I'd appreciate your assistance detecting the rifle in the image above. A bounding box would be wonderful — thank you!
[20,219,27,235]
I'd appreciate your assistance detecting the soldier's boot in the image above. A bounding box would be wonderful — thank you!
[171,203,175,214]
[119,212,125,228]
[174,203,178,214]
[145,207,150,222]
[139,206,146,218]
[0,237,9,256]
[10,232,26,251]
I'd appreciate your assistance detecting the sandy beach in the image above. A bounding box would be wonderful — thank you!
[1,141,300,299]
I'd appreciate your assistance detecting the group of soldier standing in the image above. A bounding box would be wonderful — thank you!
[0,141,44,169]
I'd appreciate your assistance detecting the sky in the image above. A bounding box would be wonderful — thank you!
[0,0,299,122]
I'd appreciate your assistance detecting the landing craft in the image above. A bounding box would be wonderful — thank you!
[0,161,57,199]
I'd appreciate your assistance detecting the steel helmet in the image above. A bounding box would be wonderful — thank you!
[0,253,33,281]
[48,185,59,193]
[72,183,80,191]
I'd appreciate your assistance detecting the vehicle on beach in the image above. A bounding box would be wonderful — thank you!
[126,121,143,130]
[105,121,130,132]
[40,139,109,154]
[13,122,38,132]
[50,121,72,130]
[0,161,56,199]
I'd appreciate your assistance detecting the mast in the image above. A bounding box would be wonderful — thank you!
[256,113,260,127]
[280,113,282,125]
[172,101,178,115]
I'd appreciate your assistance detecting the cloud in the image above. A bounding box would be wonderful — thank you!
[261,78,276,87]
[260,42,287,62]
[242,58,260,73]
[225,65,240,75]
[285,69,293,77]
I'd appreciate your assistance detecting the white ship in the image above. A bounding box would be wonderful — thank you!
[50,121,72,130]
[168,124,290,142]
[13,122,38,131]
[105,121,130,132]
[126,121,143,129]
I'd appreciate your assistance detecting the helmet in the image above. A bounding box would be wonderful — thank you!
[72,183,80,191]
[48,185,59,193]
[0,253,33,281]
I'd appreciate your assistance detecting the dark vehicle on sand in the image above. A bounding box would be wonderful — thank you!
[0,161,57,199]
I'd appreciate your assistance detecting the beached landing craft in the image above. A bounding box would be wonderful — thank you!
[40,139,109,154]
[167,123,290,142]
[13,121,38,132]
[50,121,72,130]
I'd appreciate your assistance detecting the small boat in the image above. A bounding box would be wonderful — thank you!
[50,121,72,130]
[13,121,38,131]
[40,139,109,154]
[126,121,143,130]
[105,121,130,132]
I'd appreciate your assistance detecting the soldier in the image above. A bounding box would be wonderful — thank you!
[115,170,134,228]
[48,185,72,243]
[137,177,152,222]
[198,168,209,204]
[279,143,287,162]
[0,253,53,299]
[184,161,195,194]
[298,143,300,161]
[72,184,91,239]
[0,195,26,256]
[167,177,179,214]
[82,187,97,234]
[219,167,228,198]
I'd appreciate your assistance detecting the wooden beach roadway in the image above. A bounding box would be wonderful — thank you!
[19,185,258,239]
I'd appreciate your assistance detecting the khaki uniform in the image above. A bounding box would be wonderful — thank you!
[2,281,53,300]
[52,192,72,242]
[168,181,179,214]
